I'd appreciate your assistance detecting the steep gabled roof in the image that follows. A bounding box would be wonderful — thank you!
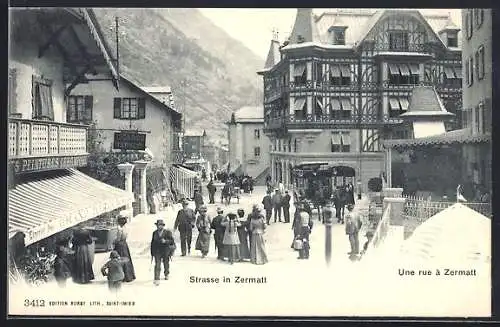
[233,106,264,121]
[288,8,323,44]
[263,39,281,70]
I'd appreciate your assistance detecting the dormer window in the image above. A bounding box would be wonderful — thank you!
[389,30,408,51]
[447,31,458,47]
[329,26,347,45]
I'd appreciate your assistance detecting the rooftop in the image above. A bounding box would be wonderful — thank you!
[401,86,454,118]
[233,106,264,121]
[142,86,172,93]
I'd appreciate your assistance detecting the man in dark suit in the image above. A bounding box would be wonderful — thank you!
[150,219,176,286]
[262,191,273,225]
[174,200,196,256]
[210,207,226,260]
[282,190,291,223]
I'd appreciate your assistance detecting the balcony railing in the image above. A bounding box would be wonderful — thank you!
[264,113,403,130]
[8,117,88,159]
[172,150,184,164]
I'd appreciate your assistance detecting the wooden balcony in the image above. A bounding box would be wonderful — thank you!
[264,113,403,132]
[8,117,89,174]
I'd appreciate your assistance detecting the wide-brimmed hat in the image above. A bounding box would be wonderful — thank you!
[110,250,120,259]
[155,219,165,226]
[216,207,223,213]
[117,215,128,223]
[182,199,189,205]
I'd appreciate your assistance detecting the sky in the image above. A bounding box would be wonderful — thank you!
[199,8,462,59]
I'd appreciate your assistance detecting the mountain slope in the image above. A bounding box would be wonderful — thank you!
[93,8,264,142]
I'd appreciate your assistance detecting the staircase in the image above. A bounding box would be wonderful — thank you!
[254,167,270,186]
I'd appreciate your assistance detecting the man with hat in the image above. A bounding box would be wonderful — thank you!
[210,207,226,260]
[174,200,196,256]
[282,190,291,223]
[345,203,362,259]
[150,219,176,285]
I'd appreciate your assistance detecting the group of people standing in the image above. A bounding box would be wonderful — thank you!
[54,216,136,291]
[261,188,291,225]
[171,200,268,267]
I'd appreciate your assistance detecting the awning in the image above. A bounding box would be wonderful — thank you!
[341,132,351,145]
[294,63,306,76]
[294,97,306,111]
[383,128,491,148]
[389,98,401,110]
[409,64,420,75]
[316,97,324,109]
[330,98,341,110]
[413,121,446,138]
[331,133,341,144]
[399,64,410,76]
[454,67,462,78]
[8,169,134,246]
[340,65,350,78]
[341,98,352,111]
[388,63,399,75]
[399,97,410,111]
[444,67,456,79]
[330,65,341,77]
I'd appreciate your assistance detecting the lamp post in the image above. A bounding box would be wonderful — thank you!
[324,202,334,266]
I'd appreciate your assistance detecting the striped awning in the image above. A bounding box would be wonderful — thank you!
[8,169,133,246]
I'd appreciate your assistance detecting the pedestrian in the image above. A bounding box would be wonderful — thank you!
[262,191,273,225]
[347,183,355,206]
[282,190,291,223]
[71,228,95,284]
[194,189,204,215]
[210,207,226,260]
[195,205,212,258]
[101,250,128,293]
[174,200,196,256]
[113,215,136,282]
[53,237,74,288]
[150,219,176,286]
[249,204,268,265]
[345,204,362,259]
[221,213,241,264]
[207,180,217,204]
[272,189,283,223]
[236,208,251,261]
[333,187,344,224]
[202,168,207,182]
[297,211,313,259]
[291,202,303,249]
[278,179,285,194]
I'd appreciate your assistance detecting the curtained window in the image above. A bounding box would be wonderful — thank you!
[67,96,93,123]
[32,76,54,121]
[331,132,350,152]
[388,63,418,85]
[389,97,409,117]
[389,31,409,51]
[293,63,307,85]
[315,96,324,117]
[329,64,350,86]
[114,97,146,120]
[294,97,307,119]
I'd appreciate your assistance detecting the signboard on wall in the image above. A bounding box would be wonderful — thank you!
[10,155,88,174]
[113,132,146,151]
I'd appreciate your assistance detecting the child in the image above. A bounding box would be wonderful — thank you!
[53,238,74,288]
[101,250,129,292]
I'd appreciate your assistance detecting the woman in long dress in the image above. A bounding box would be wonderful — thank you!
[236,209,251,261]
[221,213,241,264]
[113,216,136,282]
[195,205,211,258]
[71,228,95,284]
[249,205,268,265]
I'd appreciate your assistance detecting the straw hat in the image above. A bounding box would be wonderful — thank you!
[154,219,166,226]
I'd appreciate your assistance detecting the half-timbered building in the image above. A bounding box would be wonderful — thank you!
[258,9,462,194]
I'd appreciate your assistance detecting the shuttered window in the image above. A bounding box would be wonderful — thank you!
[67,96,93,123]
[8,68,17,115]
[32,76,54,121]
[113,97,146,119]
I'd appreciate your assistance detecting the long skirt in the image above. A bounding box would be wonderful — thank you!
[250,233,268,265]
[237,228,251,260]
[224,244,241,262]
[195,232,211,254]
[72,245,95,284]
[114,240,136,282]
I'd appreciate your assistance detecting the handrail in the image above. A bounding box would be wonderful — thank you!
[362,202,391,257]
[8,117,90,129]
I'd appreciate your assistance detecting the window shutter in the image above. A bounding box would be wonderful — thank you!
[84,96,93,122]
[113,98,122,118]
[138,98,146,119]
[66,97,71,122]
[8,68,17,114]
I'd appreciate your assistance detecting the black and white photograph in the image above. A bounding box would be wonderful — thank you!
[7,7,492,317]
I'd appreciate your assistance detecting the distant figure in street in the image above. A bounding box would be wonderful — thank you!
[221,213,241,264]
[54,237,74,288]
[207,180,217,204]
[248,177,254,194]
[272,189,283,223]
[201,168,207,182]
[195,205,211,258]
[71,228,95,284]
[278,180,285,194]
[346,183,355,206]
[262,191,273,225]
[194,189,204,215]
[297,211,313,259]
[174,200,196,256]
[291,202,303,249]
[236,208,251,261]
[101,250,128,293]
[150,220,176,285]
[113,215,136,282]
[249,204,268,265]
[282,190,291,223]
[210,207,226,260]
[345,204,362,260]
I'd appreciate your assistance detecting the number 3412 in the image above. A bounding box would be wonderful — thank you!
[24,299,45,307]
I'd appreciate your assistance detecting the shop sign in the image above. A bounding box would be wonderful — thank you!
[114,132,146,151]
[11,155,88,174]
